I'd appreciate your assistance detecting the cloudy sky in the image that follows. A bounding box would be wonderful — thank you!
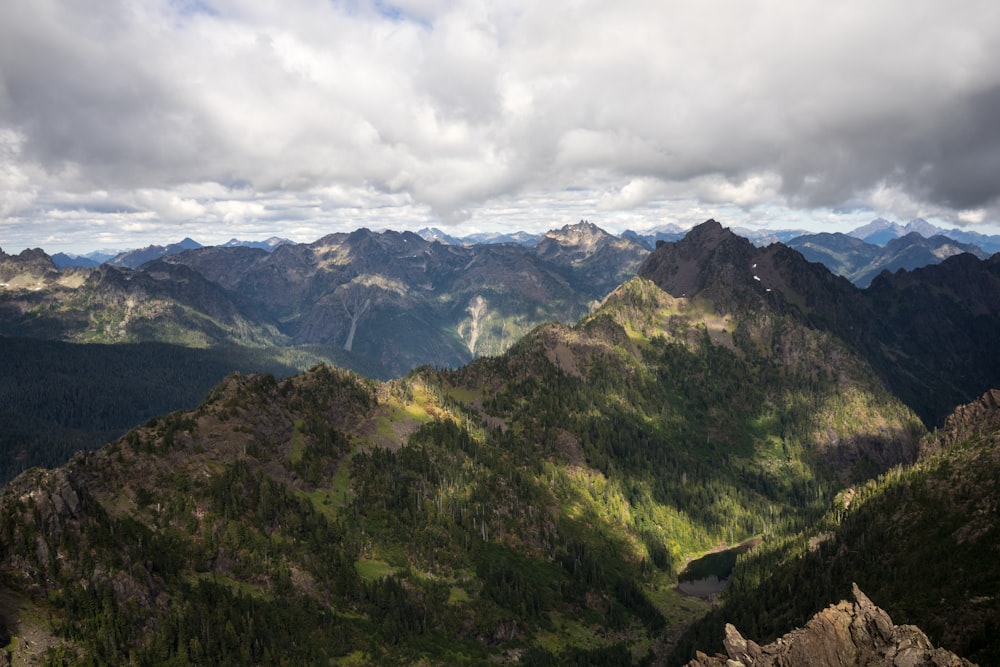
[2,0,1000,253]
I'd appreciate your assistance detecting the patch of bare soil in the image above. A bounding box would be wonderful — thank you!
[0,587,76,666]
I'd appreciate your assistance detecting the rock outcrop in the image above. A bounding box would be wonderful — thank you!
[687,584,975,667]
[921,388,1000,456]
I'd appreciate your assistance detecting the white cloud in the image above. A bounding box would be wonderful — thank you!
[3,0,1000,252]
[0,129,36,218]
[131,189,207,222]
[957,208,986,225]
[597,177,668,211]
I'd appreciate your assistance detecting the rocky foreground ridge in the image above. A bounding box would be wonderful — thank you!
[687,584,975,667]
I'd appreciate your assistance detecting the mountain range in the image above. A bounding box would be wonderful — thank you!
[0,219,998,664]
[785,231,989,287]
[1,222,649,378]
[846,217,1000,253]
[43,215,1000,272]
[2,218,999,476]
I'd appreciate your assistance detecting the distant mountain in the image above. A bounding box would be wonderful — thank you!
[623,223,809,250]
[848,216,949,243]
[415,226,466,244]
[942,226,1000,254]
[0,247,64,289]
[82,249,120,264]
[848,217,908,245]
[620,223,689,248]
[50,249,123,268]
[730,226,811,246]
[851,232,988,287]
[534,220,650,296]
[0,222,650,378]
[107,237,203,268]
[416,226,544,246]
[50,252,102,269]
[849,217,1000,252]
[784,232,881,278]
[220,236,292,251]
[0,247,280,347]
[460,229,543,245]
[786,231,988,287]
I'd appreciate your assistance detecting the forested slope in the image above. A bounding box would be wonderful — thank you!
[0,337,376,484]
[0,266,926,664]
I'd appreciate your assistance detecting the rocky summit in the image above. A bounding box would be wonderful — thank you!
[687,584,975,667]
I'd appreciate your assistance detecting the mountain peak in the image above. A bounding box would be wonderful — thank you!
[544,219,612,243]
[17,247,53,263]
[687,584,974,666]
[0,247,58,287]
[536,220,612,255]
[681,218,731,245]
[638,219,753,299]
[903,218,942,237]
[849,217,898,237]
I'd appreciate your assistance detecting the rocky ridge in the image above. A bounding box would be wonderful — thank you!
[921,388,1000,455]
[687,584,975,667]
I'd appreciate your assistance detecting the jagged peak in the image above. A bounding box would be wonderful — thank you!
[17,247,53,262]
[849,217,902,239]
[684,218,728,242]
[544,219,611,242]
[637,219,757,300]
[346,227,376,240]
[687,584,974,666]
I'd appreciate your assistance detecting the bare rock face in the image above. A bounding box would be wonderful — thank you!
[687,584,976,667]
[921,388,1000,456]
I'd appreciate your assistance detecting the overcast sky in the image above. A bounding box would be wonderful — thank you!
[3,0,1000,253]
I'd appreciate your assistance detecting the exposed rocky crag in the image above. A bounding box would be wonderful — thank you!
[687,584,975,667]
[921,388,1000,455]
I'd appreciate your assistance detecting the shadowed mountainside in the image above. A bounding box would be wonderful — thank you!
[638,220,1000,427]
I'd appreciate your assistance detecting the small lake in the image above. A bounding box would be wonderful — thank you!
[677,537,762,598]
